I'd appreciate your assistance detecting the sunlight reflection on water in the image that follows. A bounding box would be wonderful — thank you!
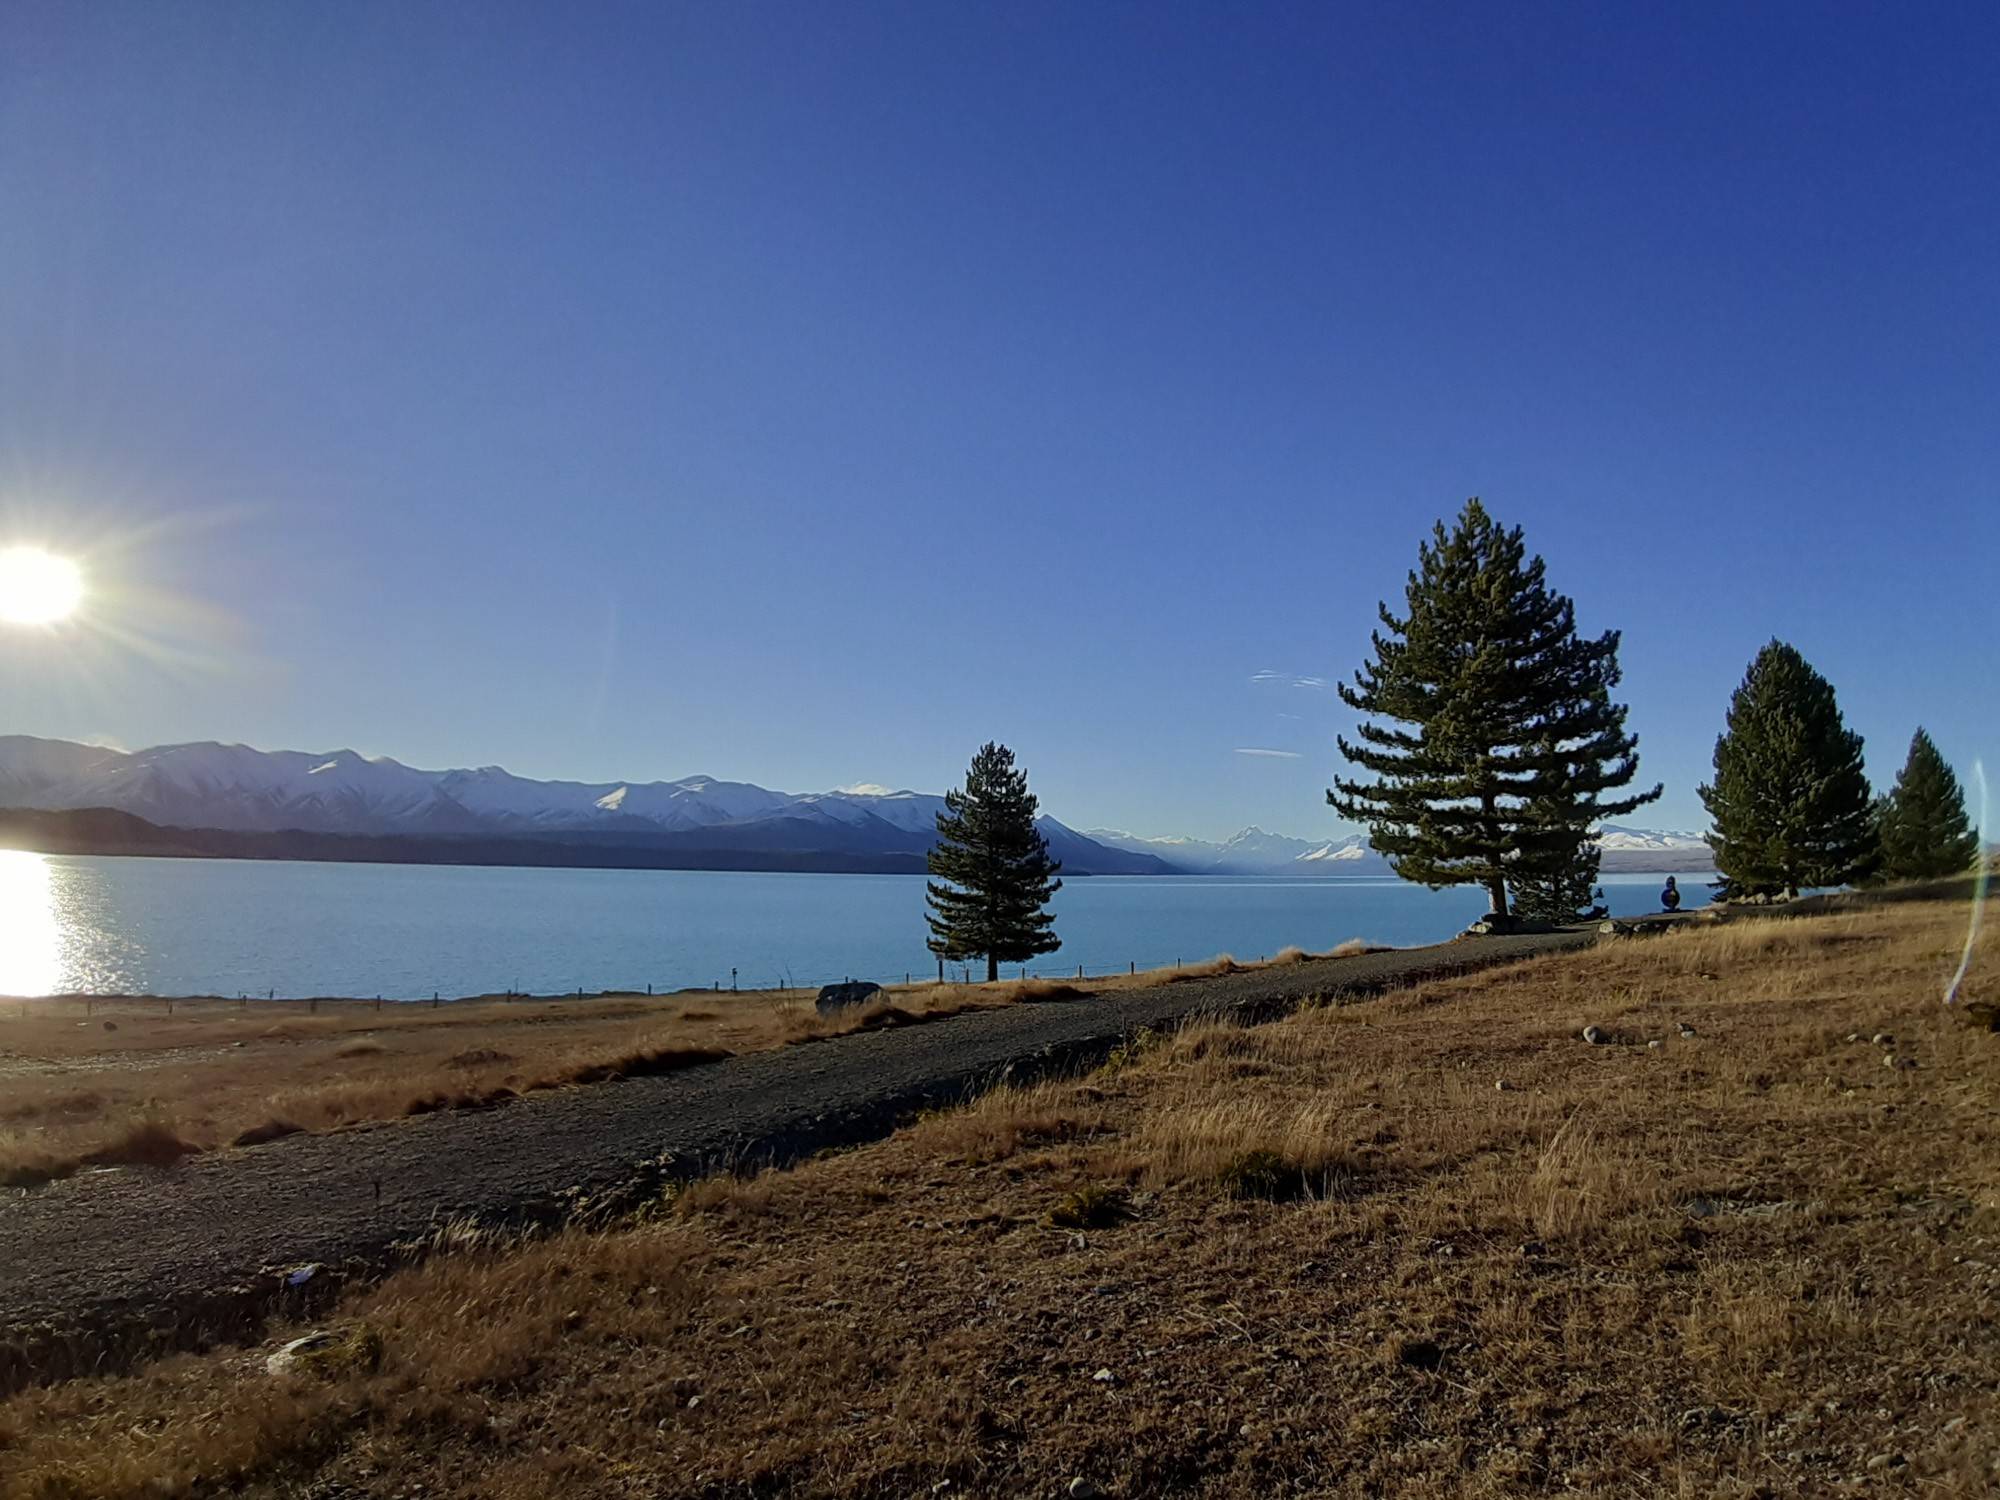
[0,850,137,996]
[0,850,62,996]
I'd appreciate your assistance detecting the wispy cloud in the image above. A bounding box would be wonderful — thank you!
[1234,747,1303,759]
[1249,669,1328,690]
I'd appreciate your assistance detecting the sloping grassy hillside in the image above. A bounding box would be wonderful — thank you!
[5,901,1994,1497]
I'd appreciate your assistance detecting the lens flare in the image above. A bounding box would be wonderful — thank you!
[1944,760,1988,1008]
[0,546,85,625]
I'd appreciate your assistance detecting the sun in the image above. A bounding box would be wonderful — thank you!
[0,547,85,626]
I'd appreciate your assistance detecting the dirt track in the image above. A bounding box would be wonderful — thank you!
[0,931,1589,1387]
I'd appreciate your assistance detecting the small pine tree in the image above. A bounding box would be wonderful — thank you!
[1875,728,1978,881]
[1330,499,1660,916]
[926,742,1062,982]
[1699,641,1876,898]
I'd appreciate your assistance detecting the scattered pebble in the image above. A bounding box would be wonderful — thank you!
[1647,1039,1662,1050]
[1091,1367,1115,1383]
[1885,1054,1917,1070]
[1069,1480,1104,1500]
[1678,1022,1697,1038]
[1873,1032,1894,1046]
[1581,1025,1606,1045]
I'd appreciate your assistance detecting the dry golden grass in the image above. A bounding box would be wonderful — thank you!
[5,895,1994,1497]
[0,947,1382,1186]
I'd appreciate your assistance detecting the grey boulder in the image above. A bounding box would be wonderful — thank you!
[815,980,885,1015]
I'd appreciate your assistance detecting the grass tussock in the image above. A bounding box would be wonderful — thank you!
[0,896,1994,1498]
[542,1044,730,1089]
[1045,1183,1130,1228]
[1140,1095,1355,1199]
[912,1082,1107,1165]
[229,1118,305,1149]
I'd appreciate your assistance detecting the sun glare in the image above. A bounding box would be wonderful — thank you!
[0,546,85,625]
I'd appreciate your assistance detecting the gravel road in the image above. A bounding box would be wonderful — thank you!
[0,931,1589,1388]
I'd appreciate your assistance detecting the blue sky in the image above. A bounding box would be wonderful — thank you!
[1,2,1993,842]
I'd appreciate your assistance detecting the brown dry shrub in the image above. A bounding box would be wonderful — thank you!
[230,1119,305,1148]
[79,1117,202,1172]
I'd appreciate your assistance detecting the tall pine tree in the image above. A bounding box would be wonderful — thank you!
[1875,728,1979,881]
[1698,641,1876,898]
[926,742,1062,982]
[1330,499,1659,917]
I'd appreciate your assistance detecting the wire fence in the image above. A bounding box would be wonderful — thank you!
[2,949,1315,1011]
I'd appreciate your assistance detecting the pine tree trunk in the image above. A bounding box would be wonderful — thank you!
[1481,790,1508,916]
[986,954,999,984]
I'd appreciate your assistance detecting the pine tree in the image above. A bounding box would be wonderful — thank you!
[1330,499,1660,917]
[1698,641,1877,898]
[926,742,1062,982]
[1875,728,1978,881]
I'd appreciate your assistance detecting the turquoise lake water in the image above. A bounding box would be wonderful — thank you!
[0,852,1709,999]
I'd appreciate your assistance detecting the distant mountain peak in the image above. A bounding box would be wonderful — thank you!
[0,736,1171,875]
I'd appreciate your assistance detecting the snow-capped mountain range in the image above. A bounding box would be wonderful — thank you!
[1087,822,1710,875]
[0,736,1713,876]
[0,735,1183,875]
[1084,826,1375,874]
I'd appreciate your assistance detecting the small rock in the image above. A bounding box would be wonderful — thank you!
[1494,1078,1509,1091]
[1845,1032,1863,1043]
[1647,1039,1662,1050]
[1884,1053,1917,1070]
[1091,1367,1115,1383]
[1678,1022,1697,1038]
[1581,1025,1606,1045]
[102,1020,117,1032]
[1872,1032,1894,1046]
[1069,1480,1104,1500]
